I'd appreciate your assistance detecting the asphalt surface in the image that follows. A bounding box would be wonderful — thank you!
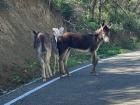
[1,51,140,105]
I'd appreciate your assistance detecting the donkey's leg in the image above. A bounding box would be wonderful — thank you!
[59,49,68,76]
[64,49,71,76]
[91,51,98,75]
[59,55,65,76]
[39,57,47,82]
[42,61,47,82]
[56,55,59,73]
[55,55,59,75]
[37,46,47,81]
[45,52,53,78]
[52,55,58,75]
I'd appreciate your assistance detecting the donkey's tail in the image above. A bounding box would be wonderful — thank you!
[40,35,47,52]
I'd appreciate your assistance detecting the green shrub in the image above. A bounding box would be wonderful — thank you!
[87,21,98,30]
[61,3,73,20]
[52,0,73,20]
[98,43,127,57]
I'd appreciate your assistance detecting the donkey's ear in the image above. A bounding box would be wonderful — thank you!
[59,27,64,34]
[107,23,112,29]
[52,28,60,37]
[101,20,106,27]
[32,30,37,35]
[52,28,58,32]
[52,28,56,31]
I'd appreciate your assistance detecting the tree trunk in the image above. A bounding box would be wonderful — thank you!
[91,0,97,19]
[99,0,102,23]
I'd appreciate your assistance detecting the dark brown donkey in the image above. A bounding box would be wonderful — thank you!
[56,22,111,76]
[33,31,59,82]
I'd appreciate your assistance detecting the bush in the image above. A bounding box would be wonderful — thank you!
[52,0,73,20]
[61,3,73,20]
[98,43,127,57]
[87,21,98,30]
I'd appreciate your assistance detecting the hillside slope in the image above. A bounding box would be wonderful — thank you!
[0,0,64,65]
[0,0,65,94]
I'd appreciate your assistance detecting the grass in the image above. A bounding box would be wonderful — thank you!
[98,43,128,57]
[67,51,90,67]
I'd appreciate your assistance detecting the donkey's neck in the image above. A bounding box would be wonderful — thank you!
[93,32,103,52]
[94,32,103,43]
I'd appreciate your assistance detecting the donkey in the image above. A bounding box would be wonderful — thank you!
[52,27,64,41]
[55,22,111,76]
[33,31,59,82]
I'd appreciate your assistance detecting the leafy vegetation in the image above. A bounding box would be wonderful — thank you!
[51,0,140,50]
[24,59,40,71]
[98,43,128,57]
[48,0,140,67]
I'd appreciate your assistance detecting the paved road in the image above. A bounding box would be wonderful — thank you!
[1,51,140,105]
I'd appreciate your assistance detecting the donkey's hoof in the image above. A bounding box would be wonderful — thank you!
[90,72,98,76]
[67,74,71,77]
[60,74,66,78]
[43,78,47,82]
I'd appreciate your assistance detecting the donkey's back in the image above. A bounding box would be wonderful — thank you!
[57,32,97,52]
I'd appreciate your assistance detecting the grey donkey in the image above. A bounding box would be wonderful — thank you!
[33,30,59,82]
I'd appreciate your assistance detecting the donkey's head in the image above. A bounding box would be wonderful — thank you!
[96,22,112,42]
[32,30,39,49]
[52,27,64,42]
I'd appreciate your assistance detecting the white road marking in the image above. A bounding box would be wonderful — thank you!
[4,56,118,105]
